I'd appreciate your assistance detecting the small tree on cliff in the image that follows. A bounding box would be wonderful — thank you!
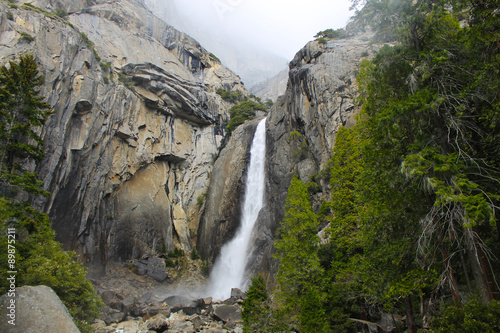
[0,55,102,332]
[273,175,329,332]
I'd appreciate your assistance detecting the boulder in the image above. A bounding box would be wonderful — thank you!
[0,285,80,333]
[231,288,247,299]
[212,304,242,323]
[145,257,168,282]
[146,313,169,332]
[100,307,126,325]
[163,295,192,307]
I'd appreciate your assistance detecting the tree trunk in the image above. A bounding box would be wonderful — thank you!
[405,295,417,333]
[441,246,461,303]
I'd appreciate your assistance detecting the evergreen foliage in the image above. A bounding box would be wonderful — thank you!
[225,100,266,135]
[315,28,347,40]
[242,275,273,332]
[0,55,102,332]
[266,0,500,331]
[273,175,329,332]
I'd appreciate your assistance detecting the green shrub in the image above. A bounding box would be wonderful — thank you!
[265,99,274,109]
[164,258,176,267]
[306,181,322,195]
[79,32,101,61]
[201,260,210,276]
[209,53,220,63]
[197,191,207,209]
[7,0,18,9]
[100,61,111,72]
[430,297,500,333]
[216,88,244,103]
[315,28,347,40]
[54,7,68,18]
[20,237,103,332]
[117,72,134,90]
[18,31,35,43]
[168,248,184,258]
[316,37,327,44]
[191,248,200,260]
[225,100,267,134]
[6,11,14,20]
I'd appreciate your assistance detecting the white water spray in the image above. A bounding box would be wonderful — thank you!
[207,118,267,300]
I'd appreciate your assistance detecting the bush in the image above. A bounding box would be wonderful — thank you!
[430,297,500,333]
[191,248,200,260]
[226,100,267,134]
[197,191,207,209]
[168,248,184,258]
[6,11,14,20]
[18,31,35,43]
[216,88,244,103]
[209,53,220,63]
[316,37,327,44]
[306,181,322,195]
[19,236,103,332]
[54,7,68,18]
[118,72,134,90]
[315,28,347,40]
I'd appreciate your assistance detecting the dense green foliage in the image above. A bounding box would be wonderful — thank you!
[0,55,102,332]
[216,88,245,103]
[273,176,329,332]
[242,275,273,332]
[259,0,500,331]
[225,100,267,135]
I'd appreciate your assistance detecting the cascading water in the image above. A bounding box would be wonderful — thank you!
[207,118,267,300]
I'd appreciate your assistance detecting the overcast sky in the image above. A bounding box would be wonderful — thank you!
[172,0,354,60]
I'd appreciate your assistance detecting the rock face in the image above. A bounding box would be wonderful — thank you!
[0,285,80,333]
[197,118,263,261]
[250,68,289,102]
[246,34,380,278]
[0,0,245,274]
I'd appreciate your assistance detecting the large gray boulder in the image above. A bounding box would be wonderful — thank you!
[0,285,80,333]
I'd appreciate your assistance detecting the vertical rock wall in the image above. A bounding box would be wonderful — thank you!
[245,34,380,279]
[0,0,244,275]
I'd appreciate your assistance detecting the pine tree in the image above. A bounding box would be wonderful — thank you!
[242,274,273,332]
[274,175,329,332]
[0,55,102,332]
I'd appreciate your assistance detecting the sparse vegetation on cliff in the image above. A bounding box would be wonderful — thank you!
[225,100,267,135]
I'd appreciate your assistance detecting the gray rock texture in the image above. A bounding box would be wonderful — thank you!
[0,285,80,333]
[250,67,289,102]
[246,34,381,279]
[197,117,263,261]
[0,0,244,275]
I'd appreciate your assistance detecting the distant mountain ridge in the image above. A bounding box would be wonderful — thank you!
[143,0,288,87]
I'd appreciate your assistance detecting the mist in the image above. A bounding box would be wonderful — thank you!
[144,0,353,86]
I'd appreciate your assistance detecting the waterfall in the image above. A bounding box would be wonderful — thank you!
[207,118,267,300]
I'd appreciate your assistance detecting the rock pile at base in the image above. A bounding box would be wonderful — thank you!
[94,287,246,333]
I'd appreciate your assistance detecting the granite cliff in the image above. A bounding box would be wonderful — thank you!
[196,34,380,280]
[0,0,245,275]
[1,0,377,282]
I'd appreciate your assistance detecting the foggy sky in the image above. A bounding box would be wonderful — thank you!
[172,0,354,60]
